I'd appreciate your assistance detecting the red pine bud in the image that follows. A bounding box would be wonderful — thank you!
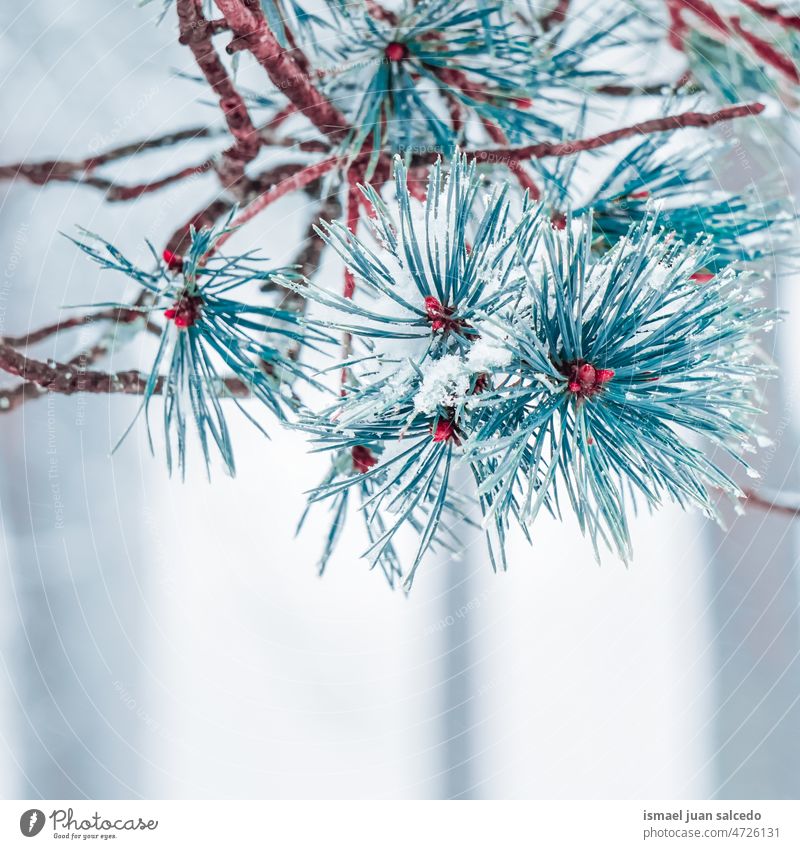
[162,249,184,272]
[352,445,378,474]
[577,363,596,386]
[385,41,409,62]
[565,361,614,398]
[432,418,458,443]
[424,295,446,331]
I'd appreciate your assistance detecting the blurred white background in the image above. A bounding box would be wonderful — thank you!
[1,0,799,800]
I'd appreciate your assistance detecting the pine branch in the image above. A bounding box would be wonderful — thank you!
[2,309,160,348]
[209,156,344,255]
[0,127,218,191]
[0,0,794,579]
[459,102,766,166]
[0,342,250,409]
[740,0,800,31]
[176,0,262,188]
[669,0,800,85]
[743,488,800,517]
[214,0,351,143]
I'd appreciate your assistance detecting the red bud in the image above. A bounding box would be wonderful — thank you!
[385,41,409,62]
[162,249,184,272]
[432,418,459,444]
[352,445,378,474]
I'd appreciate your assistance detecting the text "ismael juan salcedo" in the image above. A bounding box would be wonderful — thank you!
[644,809,762,823]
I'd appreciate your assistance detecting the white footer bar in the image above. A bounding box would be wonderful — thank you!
[2,800,798,848]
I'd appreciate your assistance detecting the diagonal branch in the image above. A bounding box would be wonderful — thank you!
[457,102,765,166]
[214,0,350,143]
[0,126,218,192]
[80,160,214,202]
[176,0,262,189]
[209,155,344,255]
[741,0,800,31]
[2,309,161,348]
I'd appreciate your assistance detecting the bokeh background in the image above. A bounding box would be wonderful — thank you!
[1,0,799,799]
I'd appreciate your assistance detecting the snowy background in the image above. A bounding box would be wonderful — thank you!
[0,0,799,799]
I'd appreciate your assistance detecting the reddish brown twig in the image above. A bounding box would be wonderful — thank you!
[84,126,219,167]
[214,0,350,143]
[742,487,800,517]
[669,0,800,84]
[457,102,765,166]
[85,160,214,202]
[730,15,800,83]
[177,14,230,43]
[671,0,729,35]
[0,127,219,193]
[741,0,800,31]
[0,342,249,410]
[264,103,298,131]
[597,83,683,96]
[209,156,344,255]
[0,125,323,200]
[2,309,160,348]
[365,1,398,25]
[0,126,215,181]
[540,0,570,31]
[176,0,262,188]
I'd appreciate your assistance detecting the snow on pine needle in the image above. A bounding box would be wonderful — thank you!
[467,213,775,563]
[301,153,537,364]
[71,215,327,478]
[296,152,541,587]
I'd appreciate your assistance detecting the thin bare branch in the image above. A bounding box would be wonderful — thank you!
[176,0,262,188]
[743,487,800,517]
[2,309,160,348]
[457,103,766,166]
[0,342,250,413]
